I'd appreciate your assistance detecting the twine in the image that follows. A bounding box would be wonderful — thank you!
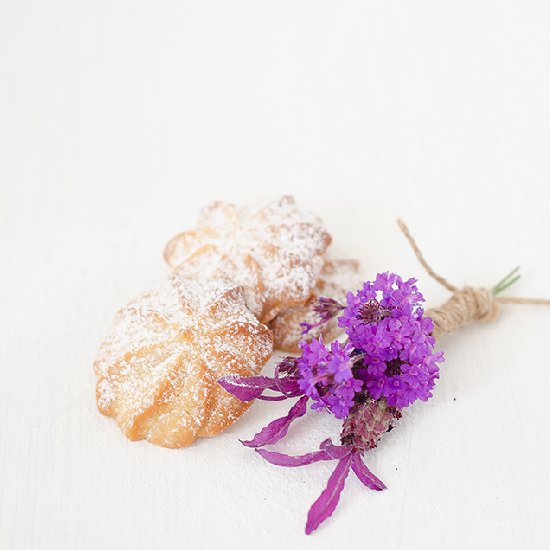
[397,219,550,336]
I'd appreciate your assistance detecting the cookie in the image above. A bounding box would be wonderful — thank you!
[94,275,273,448]
[269,258,362,352]
[164,196,332,323]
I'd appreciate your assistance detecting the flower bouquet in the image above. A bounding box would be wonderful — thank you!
[220,220,549,534]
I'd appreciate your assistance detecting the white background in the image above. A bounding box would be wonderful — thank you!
[1,1,550,549]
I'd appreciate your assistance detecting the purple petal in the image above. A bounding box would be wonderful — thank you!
[319,439,353,460]
[300,320,324,335]
[241,395,308,448]
[273,377,302,397]
[255,448,333,467]
[351,453,386,491]
[305,453,353,535]
[218,375,277,401]
[256,394,289,402]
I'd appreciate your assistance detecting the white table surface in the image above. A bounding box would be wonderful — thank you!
[2,2,550,549]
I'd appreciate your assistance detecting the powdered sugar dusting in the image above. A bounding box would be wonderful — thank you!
[164,195,332,323]
[94,274,273,447]
[269,258,363,352]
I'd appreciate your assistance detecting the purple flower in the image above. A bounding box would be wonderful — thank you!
[219,272,446,535]
[339,273,444,408]
[300,296,345,334]
[297,338,362,419]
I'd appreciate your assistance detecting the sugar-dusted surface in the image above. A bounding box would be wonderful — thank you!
[95,276,273,447]
[2,2,550,549]
[270,258,363,352]
[165,196,332,323]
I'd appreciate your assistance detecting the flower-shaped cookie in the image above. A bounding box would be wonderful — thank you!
[269,258,362,352]
[164,196,332,323]
[94,275,273,448]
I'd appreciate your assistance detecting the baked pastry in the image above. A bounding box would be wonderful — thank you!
[269,258,362,352]
[164,196,332,323]
[94,275,273,448]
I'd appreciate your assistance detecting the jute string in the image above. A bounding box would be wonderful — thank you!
[397,219,550,336]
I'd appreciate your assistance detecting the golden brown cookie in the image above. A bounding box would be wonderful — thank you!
[269,258,362,352]
[164,196,332,323]
[94,275,273,448]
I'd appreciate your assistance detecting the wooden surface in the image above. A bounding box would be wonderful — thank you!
[1,2,550,549]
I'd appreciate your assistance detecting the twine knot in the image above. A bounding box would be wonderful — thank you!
[427,286,500,336]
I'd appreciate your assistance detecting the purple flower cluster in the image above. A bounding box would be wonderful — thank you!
[296,339,362,419]
[339,272,443,408]
[218,272,445,534]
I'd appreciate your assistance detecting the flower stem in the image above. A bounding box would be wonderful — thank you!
[492,266,521,295]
